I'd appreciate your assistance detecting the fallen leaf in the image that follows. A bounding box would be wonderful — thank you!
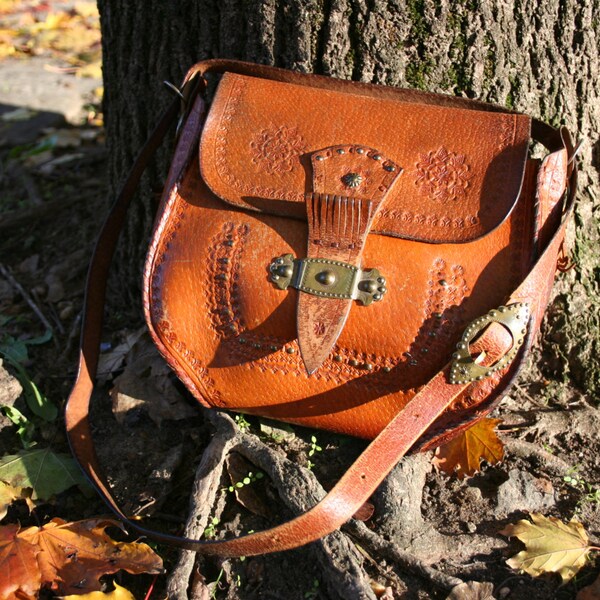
[225,453,270,518]
[0,519,163,596]
[0,523,41,600]
[96,328,145,383]
[61,582,136,599]
[500,513,592,583]
[77,59,102,79]
[73,2,100,19]
[110,333,197,426]
[1,108,37,122]
[446,581,496,599]
[0,448,89,500]
[432,418,504,478]
[577,571,600,599]
[0,481,25,520]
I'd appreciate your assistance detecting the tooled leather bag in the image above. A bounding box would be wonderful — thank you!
[66,59,578,556]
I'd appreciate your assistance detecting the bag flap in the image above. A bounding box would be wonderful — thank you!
[199,73,531,243]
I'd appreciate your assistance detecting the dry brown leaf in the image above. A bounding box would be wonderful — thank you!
[432,418,504,478]
[110,333,197,426]
[225,453,270,518]
[500,513,592,583]
[0,518,163,596]
[61,582,136,600]
[0,524,41,600]
[446,581,496,599]
[577,572,600,599]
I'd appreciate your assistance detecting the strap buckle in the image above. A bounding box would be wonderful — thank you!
[449,303,530,384]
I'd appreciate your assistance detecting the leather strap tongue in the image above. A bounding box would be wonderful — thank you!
[298,145,401,374]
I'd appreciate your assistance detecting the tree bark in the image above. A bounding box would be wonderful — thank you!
[97,0,600,595]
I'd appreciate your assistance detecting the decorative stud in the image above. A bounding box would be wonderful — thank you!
[315,155,324,161]
[356,148,365,154]
[316,270,337,286]
[372,154,382,160]
[333,355,343,362]
[285,347,296,354]
[363,363,374,371]
[349,359,359,367]
[384,164,396,172]
[336,148,345,154]
[383,366,392,373]
[341,172,363,188]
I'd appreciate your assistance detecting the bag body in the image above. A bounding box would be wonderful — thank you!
[144,69,568,444]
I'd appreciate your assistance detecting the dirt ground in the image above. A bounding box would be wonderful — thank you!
[1,2,599,600]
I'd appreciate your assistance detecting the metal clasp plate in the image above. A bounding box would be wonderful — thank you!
[269,254,387,306]
[449,303,530,384]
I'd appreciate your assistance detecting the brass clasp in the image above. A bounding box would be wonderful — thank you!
[269,254,387,306]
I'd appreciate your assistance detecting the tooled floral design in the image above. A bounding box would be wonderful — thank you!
[415,146,472,202]
[250,124,306,175]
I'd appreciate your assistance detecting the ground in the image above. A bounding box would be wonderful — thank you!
[0,2,599,599]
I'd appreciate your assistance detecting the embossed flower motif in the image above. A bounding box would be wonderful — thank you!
[415,147,472,202]
[250,125,306,175]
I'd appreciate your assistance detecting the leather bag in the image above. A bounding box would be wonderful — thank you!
[66,59,578,556]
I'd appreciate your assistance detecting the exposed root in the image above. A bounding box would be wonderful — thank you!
[344,520,463,592]
[504,438,572,476]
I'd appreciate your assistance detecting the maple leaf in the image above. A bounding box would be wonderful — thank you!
[0,524,41,600]
[432,418,504,478]
[0,448,90,500]
[0,481,24,520]
[500,513,595,583]
[0,518,163,596]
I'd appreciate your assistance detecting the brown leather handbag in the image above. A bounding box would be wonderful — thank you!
[66,59,577,556]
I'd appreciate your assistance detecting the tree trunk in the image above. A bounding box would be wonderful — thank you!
[97,0,600,596]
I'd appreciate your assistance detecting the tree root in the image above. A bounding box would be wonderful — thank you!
[344,520,463,592]
[504,438,572,476]
[166,409,466,599]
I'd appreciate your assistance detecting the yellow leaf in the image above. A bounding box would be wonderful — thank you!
[77,59,102,79]
[61,582,136,600]
[0,482,24,520]
[432,418,504,478]
[74,2,100,20]
[500,513,591,583]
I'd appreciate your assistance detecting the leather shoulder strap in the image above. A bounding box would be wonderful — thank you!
[65,66,576,556]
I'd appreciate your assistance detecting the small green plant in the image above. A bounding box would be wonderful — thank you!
[0,331,57,423]
[225,471,264,493]
[210,568,224,599]
[203,517,220,539]
[235,413,251,432]
[308,435,322,457]
[0,405,35,448]
[306,459,315,470]
[563,466,585,488]
[304,578,320,599]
